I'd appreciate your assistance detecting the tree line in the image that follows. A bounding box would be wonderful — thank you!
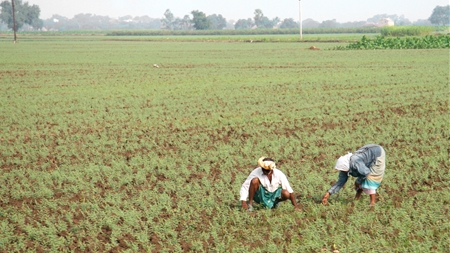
[1,1,449,32]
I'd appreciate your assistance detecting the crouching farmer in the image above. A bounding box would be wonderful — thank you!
[322,144,386,206]
[240,157,301,212]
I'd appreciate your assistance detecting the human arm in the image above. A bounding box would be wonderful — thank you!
[322,171,349,204]
[240,169,256,202]
[328,171,349,195]
[289,193,301,211]
[239,181,250,203]
[277,171,300,211]
[239,169,261,208]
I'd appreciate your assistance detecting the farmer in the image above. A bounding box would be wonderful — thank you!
[321,144,386,206]
[240,157,301,212]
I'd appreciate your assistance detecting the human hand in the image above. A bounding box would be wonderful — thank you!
[322,192,330,205]
[242,201,254,212]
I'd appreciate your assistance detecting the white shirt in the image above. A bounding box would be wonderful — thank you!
[239,167,294,201]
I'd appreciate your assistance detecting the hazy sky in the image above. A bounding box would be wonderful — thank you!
[26,0,448,22]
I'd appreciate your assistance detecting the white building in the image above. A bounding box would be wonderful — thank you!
[378,18,394,27]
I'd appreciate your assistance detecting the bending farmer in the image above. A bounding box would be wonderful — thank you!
[322,144,386,206]
[240,157,300,212]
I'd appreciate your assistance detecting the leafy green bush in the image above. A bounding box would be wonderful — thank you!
[333,35,450,50]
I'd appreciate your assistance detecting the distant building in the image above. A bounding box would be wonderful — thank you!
[378,18,394,27]
[363,18,394,27]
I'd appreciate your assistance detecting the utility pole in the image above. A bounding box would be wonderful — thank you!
[299,0,302,40]
[11,0,17,43]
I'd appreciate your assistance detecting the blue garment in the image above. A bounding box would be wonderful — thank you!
[328,144,384,195]
[328,171,350,195]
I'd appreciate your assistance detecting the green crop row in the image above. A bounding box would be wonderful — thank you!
[333,35,450,50]
[380,26,435,36]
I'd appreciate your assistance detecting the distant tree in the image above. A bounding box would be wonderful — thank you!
[261,16,279,29]
[367,14,411,26]
[71,13,119,30]
[135,15,152,23]
[0,22,7,31]
[41,14,161,31]
[0,0,42,31]
[252,9,278,29]
[173,17,182,30]
[131,15,160,29]
[161,9,175,30]
[367,14,390,23]
[191,10,211,30]
[340,21,367,28]
[319,19,338,28]
[253,9,264,28]
[272,17,280,27]
[172,15,192,30]
[413,19,432,26]
[302,18,320,28]
[119,15,133,21]
[234,18,253,29]
[280,18,298,29]
[43,14,68,30]
[226,19,235,29]
[207,14,226,30]
[428,5,450,26]
[72,13,94,29]
[181,15,193,30]
[395,15,411,26]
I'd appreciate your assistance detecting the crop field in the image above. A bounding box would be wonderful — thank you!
[0,36,448,252]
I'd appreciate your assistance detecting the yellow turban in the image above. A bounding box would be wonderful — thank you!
[258,157,276,170]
